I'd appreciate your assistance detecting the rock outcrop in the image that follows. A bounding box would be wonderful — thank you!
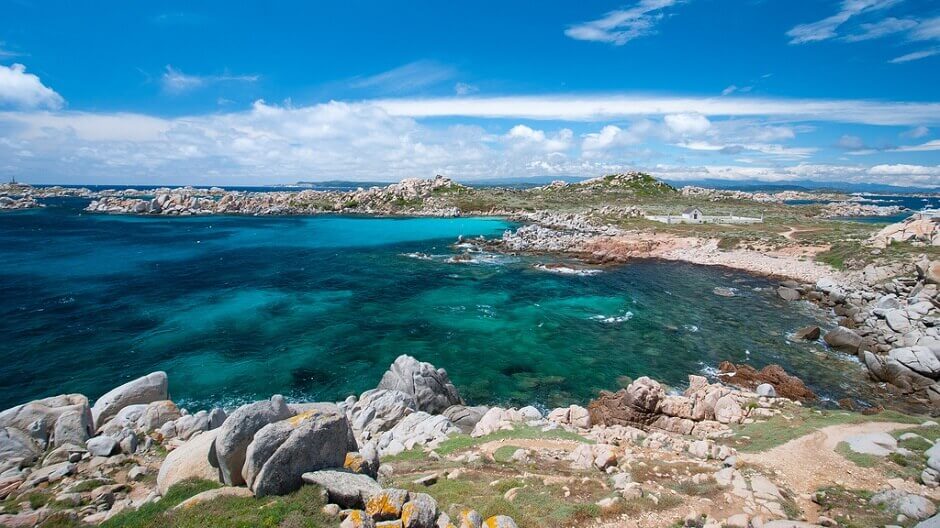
[91,372,168,429]
[157,429,220,495]
[376,355,463,414]
[243,408,351,496]
[718,362,816,401]
[210,395,293,486]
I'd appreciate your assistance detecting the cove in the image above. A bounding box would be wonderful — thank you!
[0,206,872,411]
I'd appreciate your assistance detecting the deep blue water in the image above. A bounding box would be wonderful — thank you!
[0,205,876,411]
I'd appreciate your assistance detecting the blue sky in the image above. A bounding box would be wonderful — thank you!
[1,0,939,186]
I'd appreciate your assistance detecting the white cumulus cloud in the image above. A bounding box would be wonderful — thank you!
[0,63,64,110]
[664,113,711,135]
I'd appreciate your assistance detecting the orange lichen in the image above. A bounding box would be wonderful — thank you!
[287,410,317,426]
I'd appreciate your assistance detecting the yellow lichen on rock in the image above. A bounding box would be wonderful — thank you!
[345,451,365,473]
[287,409,318,426]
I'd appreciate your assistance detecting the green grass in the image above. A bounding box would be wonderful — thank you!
[1,490,52,515]
[835,441,880,468]
[667,479,725,498]
[493,445,525,464]
[99,479,336,528]
[727,407,924,453]
[387,473,622,528]
[66,478,113,493]
[812,486,901,528]
[384,425,591,462]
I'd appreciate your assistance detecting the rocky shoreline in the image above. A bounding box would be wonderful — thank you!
[7,353,937,528]
[486,211,836,283]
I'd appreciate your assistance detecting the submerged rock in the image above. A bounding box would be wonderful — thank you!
[793,326,821,341]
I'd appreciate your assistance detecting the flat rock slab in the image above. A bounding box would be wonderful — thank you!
[844,432,898,456]
[302,470,381,509]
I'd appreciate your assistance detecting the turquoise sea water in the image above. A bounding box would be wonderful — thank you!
[0,202,875,411]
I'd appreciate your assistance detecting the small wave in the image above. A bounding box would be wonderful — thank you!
[683,324,699,332]
[698,363,720,379]
[400,252,434,260]
[447,252,516,266]
[590,311,634,324]
[534,264,602,276]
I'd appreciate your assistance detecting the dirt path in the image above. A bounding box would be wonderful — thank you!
[739,421,931,521]
[780,225,823,241]
[740,421,910,494]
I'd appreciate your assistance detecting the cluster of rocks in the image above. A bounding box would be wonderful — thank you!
[587,375,787,438]
[679,187,844,204]
[819,201,907,218]
[0,371,228,525]
[0,355,526,526]
[773,263,940,410]
[870,213,940,248]
[311,478,517,528]
[84,176,468,217]
[0,195,39,210]
[680,187,786,203]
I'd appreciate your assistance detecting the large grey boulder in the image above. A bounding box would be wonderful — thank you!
[890,346,940,378]
[243,408,350,496]
[140,400,181,432]
[874,294,901,311]
[864,352,936,392]
[210,395,292,486]
[375,412,459,456]
[350,389,417,441]
[302,470,381,508]
[401,492,438,528]
[871,489,937,521]
[377,355,463,414]
[916,514,940,528]
[98,404,148,437]
[290,402,357,452]
[824,327,863,352]
[0,426,42,470]
[175,411,210,440]
[91,372,168,429]
[886,309,913,332]
[86,435,119,457]
[52,410,92,448]
[0,394,93,448]
[844,432,897,456]
[157,429,219,495]
[442,405,489,434]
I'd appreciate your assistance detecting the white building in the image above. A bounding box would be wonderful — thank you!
[681,207,703,221]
